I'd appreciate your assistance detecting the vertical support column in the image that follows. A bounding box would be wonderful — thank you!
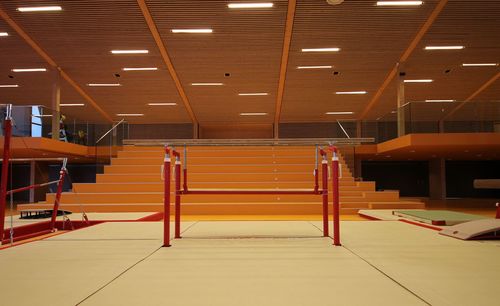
[273,123,279,139]
[495,203,499,219]
[163,146,171,247]
[29,160,35,203]
[193,123,199,139]
[331,147,341,246]
[49,158,67,232]
[397,63,406,137]
[356,120,362,138]
[320,150,329,237]
[0,105,12,244]
[183,145,188,192]
[429,158,446,200]
[51,69,61,140]
[174,152,181,239]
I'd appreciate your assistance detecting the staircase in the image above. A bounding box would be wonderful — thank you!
[18,146,424,215]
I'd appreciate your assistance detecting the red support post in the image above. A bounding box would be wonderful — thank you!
[174,154,181,239]
[331,147,341,246]
[0,111,12,244]
[321,154,329,237]
[496,203,499,219]
[163,146,171,247]
[49,159,67,232]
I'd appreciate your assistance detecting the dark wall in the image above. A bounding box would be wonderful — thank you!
[0,163,31,202]
[446,161,500,198]
[128,124,193,139]
[279,122,356,138]
[362,161,429,197]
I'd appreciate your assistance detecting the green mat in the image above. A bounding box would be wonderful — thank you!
[393,210,486,226]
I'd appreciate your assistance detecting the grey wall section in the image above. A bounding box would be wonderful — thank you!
[128,124,193,139]
[279,122,356,138]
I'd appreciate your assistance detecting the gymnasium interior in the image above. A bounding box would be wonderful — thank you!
[1,1,499,305]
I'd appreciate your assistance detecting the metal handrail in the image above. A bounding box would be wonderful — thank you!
[95,119,125,145]
[124,137,374,147]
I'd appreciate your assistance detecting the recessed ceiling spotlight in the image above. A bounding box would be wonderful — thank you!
[462,63,498,67]
[297,65,333,69]
[376,1,423,6]
[325,112,354,115]
[17,6,62,12]
[240,112,268,116]
[116,113,144,116]
[0,84,19,88]
[191,83,224,86]
[0,32,8,37]
[171,29,213,34]
[12,68,47,72]
[404,79,433,83]
[228,3,274,8]
[147,103,177,106]
[302,48,340,52]
[425,99,456,102]
[238,93,269,96]
[122,67,158,71]
[335,91,367,95]
[111,50,149,54]
[87,83,122,87]
[425,46,465,50]
[60,104,85,107]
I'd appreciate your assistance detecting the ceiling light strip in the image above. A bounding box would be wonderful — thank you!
[238,93,269,96]
[301,48,340,52]
[111,50,149,54]
[297,65,332,69]
[228,3,274,8]
[376,1,423,6]
[122,67,158,71]
[240,113,268,116]
[171,29,213,33]
[462,63,498,67]
[404,79,433,83]
[335,91,367,95]
[17,6,62,12]
[12,68,46,72]
[425,45,464,50]
[0,84,19,88]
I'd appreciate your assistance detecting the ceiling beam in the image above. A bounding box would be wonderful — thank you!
[358,0,449,120]
[442,71,500,120]
[274,0,297,138]
[0,7,114,123]
[137,0,198,125]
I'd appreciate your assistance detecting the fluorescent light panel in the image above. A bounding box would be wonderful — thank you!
[240,112,268,116]
[191,83,223,86]
[0,85,19,88]
[302,48,340,52]
[148,103,177,106]
[122,67,158,71]
[462,63,498,67]
[297,65,333,69]
[228,3,274,8]
[111,50,149,54]
[60,104,85,107]
[404,79,433,83]
[0,32,8,37]
[425,99,456,102]
[87,83,121,87]
[238,93,268,96]
[171,29,213,33]
[12,68,47,72]
[425,46,464,50]
[335,91,367,95]
[376,1,423,6]
[17,6,62,12]
[325,112,354,115]
[116,113,144,116]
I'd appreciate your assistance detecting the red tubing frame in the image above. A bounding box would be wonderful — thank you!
[174,151,181,239]
[319,149,329,237]
[6,180,60,195]
[496,203,499,219]
[49,160,67,232]
[163,146,171,247]
[329,146,341,246]
[163,145,343,247]
[0,114,12,245]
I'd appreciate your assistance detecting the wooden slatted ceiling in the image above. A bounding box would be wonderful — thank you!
[281,0,440,122]
[0,0,498,125]
[0,0,191,124]
[146,0,288,124]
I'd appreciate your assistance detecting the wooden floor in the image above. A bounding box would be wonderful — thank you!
[1,218,499,306]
